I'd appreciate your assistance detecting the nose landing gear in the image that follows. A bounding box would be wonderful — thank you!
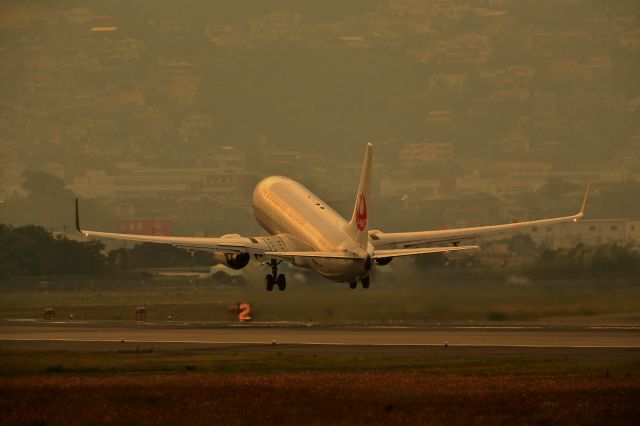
[265,260,286,291]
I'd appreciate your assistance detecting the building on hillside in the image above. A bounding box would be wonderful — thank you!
[206,146,246,171]
[620,30,640,51]
[71,167,258,204]
[117,219,172,236]
[379,176,440,198]
[433,33,492,65]
[1,161,26,198]
[398,142,453,168]
[425,110,455,125]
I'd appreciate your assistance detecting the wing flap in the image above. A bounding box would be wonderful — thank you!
[264,251,361,259]
[373,246,478,259]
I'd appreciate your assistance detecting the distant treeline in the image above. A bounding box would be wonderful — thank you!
[527,244,640,280]
[408,238,640,281]
[1,225,639,280]
[0,225,214,278]
[0,225,107,277]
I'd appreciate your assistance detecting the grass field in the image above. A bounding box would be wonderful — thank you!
[3,269,639,424]
[1,271,639,324]
[1,348,639,425]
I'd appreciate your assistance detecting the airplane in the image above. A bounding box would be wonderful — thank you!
[75,143,590,291]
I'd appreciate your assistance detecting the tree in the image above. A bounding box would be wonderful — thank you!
[1,170,117,231]
[0,225,109,277]
[507,234,537,256]
[1,171,75,229]
[22,171,73,201]
[414,252,447,269]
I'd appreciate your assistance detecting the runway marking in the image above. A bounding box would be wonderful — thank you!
[2,338,639,349]
[4,320,640,331]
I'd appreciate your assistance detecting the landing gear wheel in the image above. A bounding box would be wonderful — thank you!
[361,276,370,289]
[265,274,274,292]
[349,281,357,289]
[277,274,287,291]
[265,259,282,292]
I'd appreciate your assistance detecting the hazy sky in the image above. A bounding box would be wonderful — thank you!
[1,0,639,232]
[1,0,637,170]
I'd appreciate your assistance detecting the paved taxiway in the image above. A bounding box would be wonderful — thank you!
[1,322,639,349]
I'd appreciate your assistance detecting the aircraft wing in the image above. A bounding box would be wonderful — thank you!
[75,199,273,256]
[370,184,590,250]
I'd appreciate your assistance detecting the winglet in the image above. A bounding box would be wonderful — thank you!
[578,183,591,217]
[75,198,82,233]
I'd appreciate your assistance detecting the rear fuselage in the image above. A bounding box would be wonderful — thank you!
[252,176,370,281]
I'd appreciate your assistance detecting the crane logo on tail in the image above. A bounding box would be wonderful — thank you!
[356,193,367,231]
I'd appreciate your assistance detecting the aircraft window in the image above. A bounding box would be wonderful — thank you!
[320,207,325,209]
[610,225,618,231]
[589,226,596,231]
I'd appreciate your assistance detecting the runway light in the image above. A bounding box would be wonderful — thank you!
[272,339,276,345]
[120,338,125,343]
[91,26,117,32]
[444,341,448,348]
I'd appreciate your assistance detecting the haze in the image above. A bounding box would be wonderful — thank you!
[1,0,639,240]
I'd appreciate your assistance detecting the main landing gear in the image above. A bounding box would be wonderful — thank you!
[361,276,370,289]
[265,259,286,291]
[349,276,370,289]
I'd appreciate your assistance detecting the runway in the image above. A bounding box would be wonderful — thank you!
[2,321,639,350]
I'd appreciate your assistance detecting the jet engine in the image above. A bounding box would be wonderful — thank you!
[214,251,250,270]
[213,234,251,269]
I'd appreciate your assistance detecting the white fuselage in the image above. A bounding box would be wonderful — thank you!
[252,176,371,281]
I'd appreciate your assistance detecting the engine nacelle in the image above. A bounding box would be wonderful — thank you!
[214,252,250,270]
[376,257,393,266]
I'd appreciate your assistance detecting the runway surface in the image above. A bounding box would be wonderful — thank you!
[2,321,639,350]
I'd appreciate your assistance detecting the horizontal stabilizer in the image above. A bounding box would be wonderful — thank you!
[373,246,478,259]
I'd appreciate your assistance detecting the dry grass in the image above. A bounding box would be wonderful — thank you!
[1,348,639,425]
[2,276,639,324]
[1,371,638,425]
